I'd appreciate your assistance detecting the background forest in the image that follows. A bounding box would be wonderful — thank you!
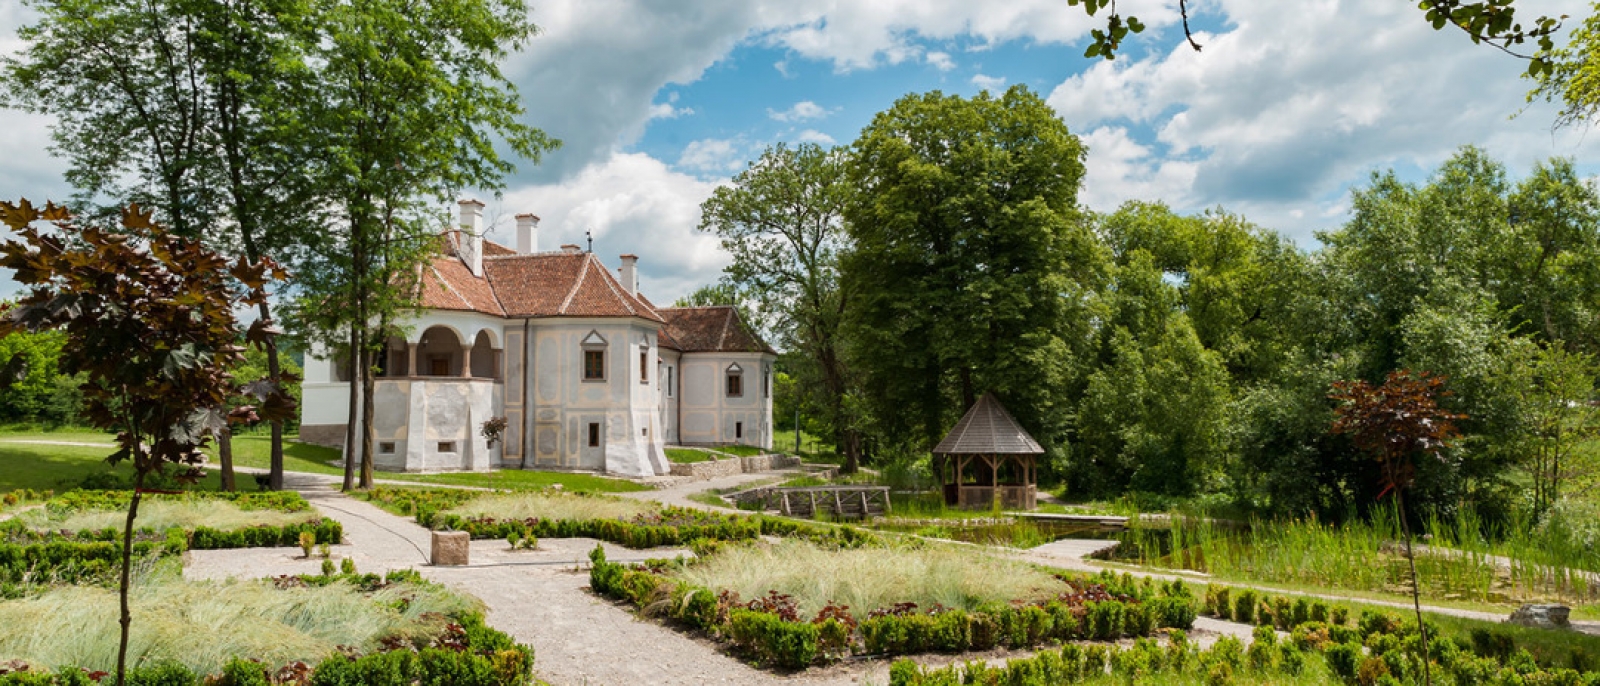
[697,86,1600,539]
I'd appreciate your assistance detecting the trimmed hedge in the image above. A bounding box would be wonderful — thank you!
[188,518,342,549]
[588,545,1197,668]
[424,506,879,549]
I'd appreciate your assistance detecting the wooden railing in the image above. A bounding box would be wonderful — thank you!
[757,485,891,519]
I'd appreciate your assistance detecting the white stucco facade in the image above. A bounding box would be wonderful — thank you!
[299,201,776,477]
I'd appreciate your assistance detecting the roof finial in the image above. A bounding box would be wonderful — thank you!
[585,229,593,254]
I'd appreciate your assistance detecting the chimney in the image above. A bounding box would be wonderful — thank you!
[560,244,582,254]
[515,213,540,255]
[457,199,485,276]
[618,254,638,297]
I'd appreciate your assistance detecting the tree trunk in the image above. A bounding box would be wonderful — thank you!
[342,325,359,492]
[359,341,376,489]
[1397,489,1432,686]
[115,468,147,686]
[218,426,235,492]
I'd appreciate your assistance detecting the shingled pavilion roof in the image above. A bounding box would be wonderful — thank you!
[932,393,1044,455]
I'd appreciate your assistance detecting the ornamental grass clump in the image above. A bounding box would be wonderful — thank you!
[22,500,316,536]
[0,574,474,675]
[672,538,1067,615]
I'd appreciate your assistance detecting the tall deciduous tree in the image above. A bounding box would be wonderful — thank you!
[699,143,865,471]
[0,199,289,686]
[841,86,1106,468]
[4,0,321,491]
[294,0,556,489]
[1331,370,1464,686]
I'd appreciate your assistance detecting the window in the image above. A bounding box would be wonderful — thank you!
[581,330,607,382]
[588,422,600,447]
[735,422,743,440]
[726,363,743,397]
[379,442,396,454]
[640,349,648,384]
[666,366,675,397]
[763,368,770,398]
[437,441,456,453]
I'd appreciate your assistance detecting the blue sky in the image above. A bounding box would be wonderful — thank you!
[2,0,1595,303]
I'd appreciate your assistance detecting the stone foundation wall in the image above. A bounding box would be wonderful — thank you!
[667,451,799,480]
[299,424,346,449]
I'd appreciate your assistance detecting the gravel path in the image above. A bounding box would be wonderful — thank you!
[186,468,1596,683]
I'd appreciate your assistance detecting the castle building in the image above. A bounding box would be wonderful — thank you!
[298,200,776,476]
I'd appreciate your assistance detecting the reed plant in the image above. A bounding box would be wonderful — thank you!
[673,538,1067,615]
[443,491,655,522]
[1121,504,1598,605]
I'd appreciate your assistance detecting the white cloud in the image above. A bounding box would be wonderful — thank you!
[926,51,956,71]
[1049,0,1596,239]
[648,102,695,119]
[970,73,1007,91]
[796,129,837,145]
[493,153,729,304]
[767,100,830,122]
[677,138,747,173]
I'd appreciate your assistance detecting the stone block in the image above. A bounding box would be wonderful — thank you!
[1507,604,1570,629]
[431,531,471,566]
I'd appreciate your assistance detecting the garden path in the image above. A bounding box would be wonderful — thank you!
[614,468,801,512]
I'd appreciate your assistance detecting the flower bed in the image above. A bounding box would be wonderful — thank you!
[892,590,1600,686]
[0,490,343,586]
[419,501,879,550]
[0,570,534,685]
[588,545,1196,669]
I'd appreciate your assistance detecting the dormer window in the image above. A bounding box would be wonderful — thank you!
[582,330,607,382]
[726,363,744,398]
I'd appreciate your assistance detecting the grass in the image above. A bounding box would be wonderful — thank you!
[0,574,475,675]
[15,499,314,533]
[672,538,1069,615]
[1,429,650,494]
[1117,506,1600,608]
[665,447,714,464]
[710,444,766,458]
[769,429,836,462]
[385,469,651,493]
[443,490,656,521]
[0,440,227,493]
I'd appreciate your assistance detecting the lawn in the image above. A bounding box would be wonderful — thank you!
[0,439,226,493]
[1,430,650,494]
[666,447,713,463]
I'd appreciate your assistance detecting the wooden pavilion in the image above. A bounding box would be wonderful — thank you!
[934,393,1044,510]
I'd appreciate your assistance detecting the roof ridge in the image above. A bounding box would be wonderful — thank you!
[558,255,590,314]
[429,263,472,310]
[587,254,638,316]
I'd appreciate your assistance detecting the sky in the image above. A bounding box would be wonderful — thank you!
[1,0,1596,304]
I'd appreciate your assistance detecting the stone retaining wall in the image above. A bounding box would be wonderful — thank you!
[667,451,800,480]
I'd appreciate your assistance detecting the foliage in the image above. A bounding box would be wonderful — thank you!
[590,545,1195,667]
[700,142,864,470]
[842,86,1102,474]
[0,200,292,685]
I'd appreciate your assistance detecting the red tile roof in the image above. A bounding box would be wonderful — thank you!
[656,306,774,354]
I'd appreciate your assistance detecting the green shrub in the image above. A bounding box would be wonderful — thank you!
[1150,596,1197,630]
[1326,641,1362,682]
[727,609,818,669]
[1125,602,1157,636]
[1211,586,1231,617]
[1085,600,1127,640]
[217,659,270,686]
[1232,590,1256,624]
